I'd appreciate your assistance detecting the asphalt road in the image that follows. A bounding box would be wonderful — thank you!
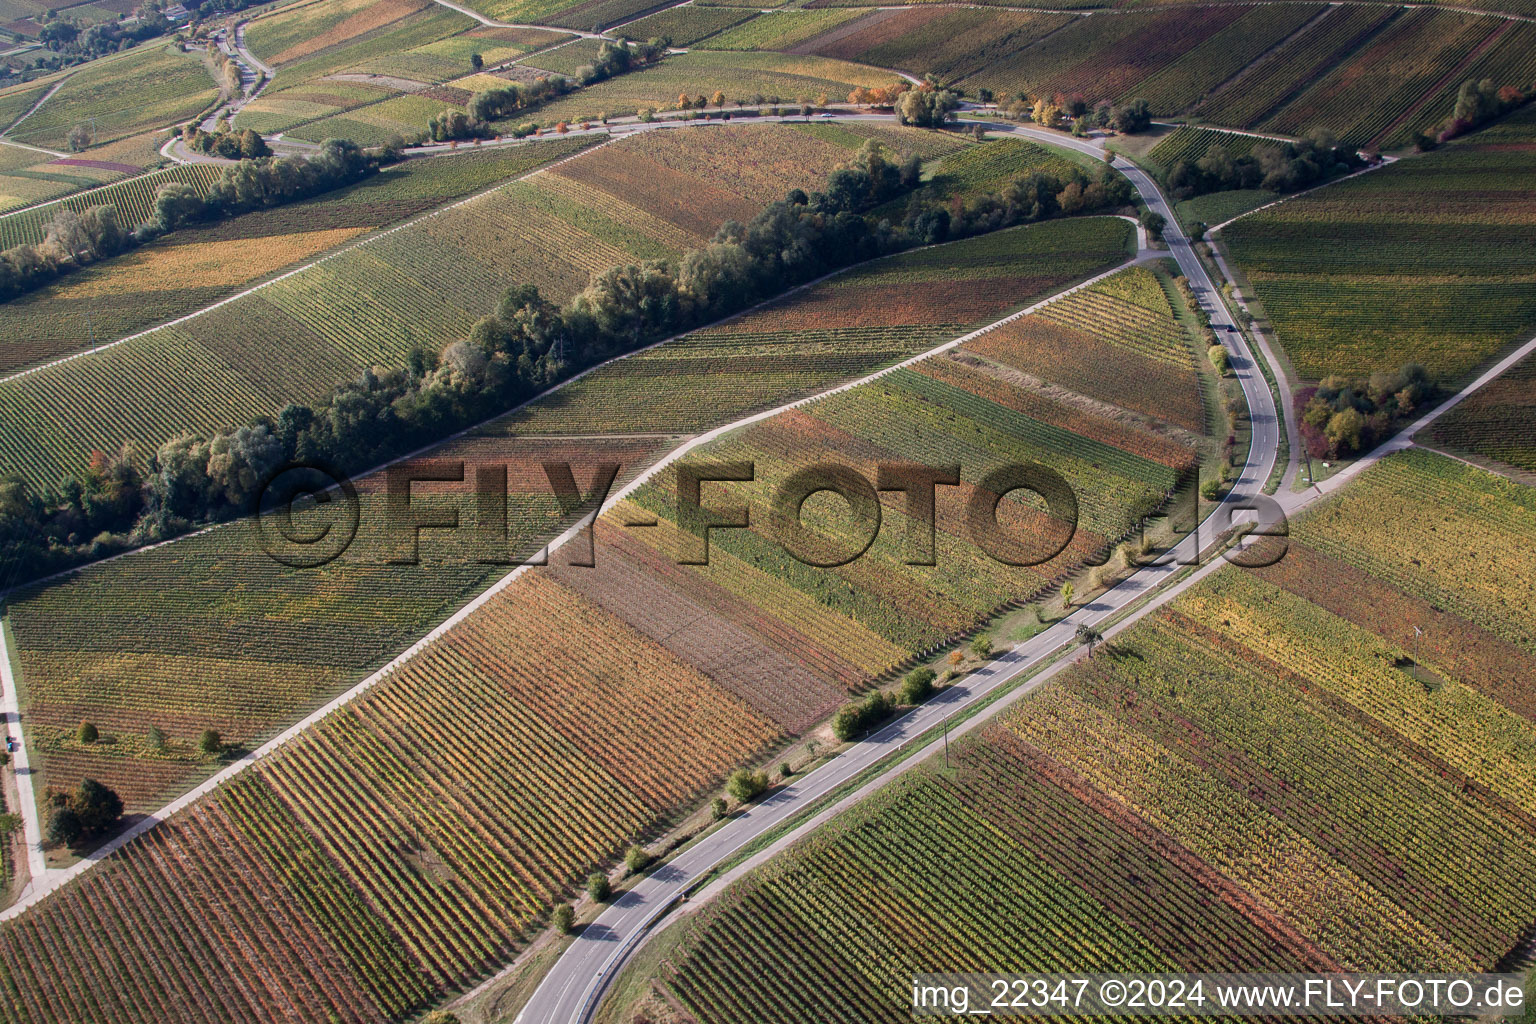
[515,133,1284,1024]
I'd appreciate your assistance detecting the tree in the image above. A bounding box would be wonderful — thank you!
[1031,97,1062,129]
[710,796,727,821]
[726,767,768,803]
[898,666,936,705]
[154,181,206,231]
[422,1013,461,1024]
[587,872,611,901]
[66,123,92,152]
[1140,208,1166,241]
[970,635,993,658]
[1208,344,1229,374]
[711,89,725,108]
[45,778,122,848]
[470,52,483,70]
[1075,623,1103,658]
[895,88,959,128]
[77,721,98,744]
[552,903,574,934]
[198,728,221,754]
[1325,407,1366,456]
[1061,581,1075,607]
[1109,98,1152,133]
[625,844,651,875]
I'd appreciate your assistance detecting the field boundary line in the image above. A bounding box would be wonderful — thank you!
[0,233,1135,920]
[1205,152,1397,232]
[0,136,614,386]
[1,76,70,139]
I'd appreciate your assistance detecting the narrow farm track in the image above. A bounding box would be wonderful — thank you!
[516,123,1536,1024]
[0,77,68,139]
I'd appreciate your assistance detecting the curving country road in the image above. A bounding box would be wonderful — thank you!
[514,122,1287,1024]
[517,119,1536,1024]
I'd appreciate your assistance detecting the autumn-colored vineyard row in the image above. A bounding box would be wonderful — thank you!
[0,217,1190,1022]
[653,451,1536,1023]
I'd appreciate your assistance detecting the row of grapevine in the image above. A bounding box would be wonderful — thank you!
[1222,104,1536,384]
[0,125,857,490]
[649,451,1536,1022]
[0,163,224,250]
[965,265,1206,432]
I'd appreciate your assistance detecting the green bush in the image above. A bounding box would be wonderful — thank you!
[832,692,892,742]
[552,904,574,934]
[726,768,768,803]
[898,666,937,705]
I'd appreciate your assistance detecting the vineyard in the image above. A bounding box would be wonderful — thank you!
[0,212,1191,1022]
[500,217,1136,435]
[1221,105,1536,385]
[3,432,671,809]
[0,124,873,489]
[1259,9,1500,149]
[0,141,591,377]
[3,44,219,150]
[0,163,222,250]
[956,8,1244,108]
[526,50,893,124]
[964,264,1206,432]
[1125,4,1323,114]
[1145,126,1261,175]
[1422,351,1536,472]
[797,8,1072,85]
[616,6,755,47]
[698,8,869,52]
[1191,4,1398,129]
[646,450,1536,1023]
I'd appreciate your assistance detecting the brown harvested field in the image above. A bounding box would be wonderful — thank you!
[547,540,846,734]
[966,316,1206,433]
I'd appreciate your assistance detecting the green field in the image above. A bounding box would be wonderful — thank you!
[4,43,219,150]
[1222,106,1536,385]
[639,449,1536,1023]
[0,124,896,489]
[0,145,594,376]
